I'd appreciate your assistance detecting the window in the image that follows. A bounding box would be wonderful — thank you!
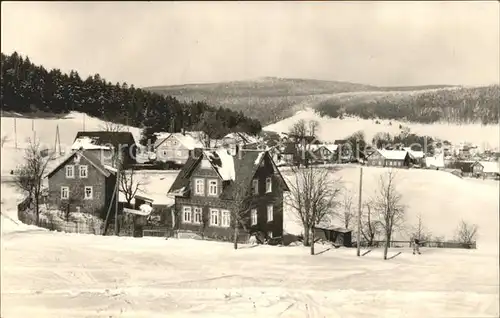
[61,186,69,199]
[193,207,202,224]
[183,206,192,223]
[79,165,88,178]
[162,150,167,156]
[252,179,259,195]
[84,186,93,200]
[208,179,218,196]
[268,231,273,238]
[267,205,273,222]
[65,165,74,178]
[221,210,231,227]
[251,209,257,225]
[194,179,205,195]
[176,150,182,157]
[265,177,272,193]
[210,209,219,226]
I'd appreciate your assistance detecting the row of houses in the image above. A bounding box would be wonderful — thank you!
[43,130,294,242]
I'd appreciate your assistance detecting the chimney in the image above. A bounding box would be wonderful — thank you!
[193,147,203,158]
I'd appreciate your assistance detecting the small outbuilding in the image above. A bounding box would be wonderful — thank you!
[313,226,352,247]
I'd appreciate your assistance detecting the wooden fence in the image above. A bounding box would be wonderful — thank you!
[354,240,476,249]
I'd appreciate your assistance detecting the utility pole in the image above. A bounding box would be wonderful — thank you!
[14,117,17,149]
[356,166,363,257]
[83,113,85,131]
[114,161,120,236]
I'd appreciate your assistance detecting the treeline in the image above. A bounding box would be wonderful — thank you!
[0,52,262,144]
[315,86,500,125]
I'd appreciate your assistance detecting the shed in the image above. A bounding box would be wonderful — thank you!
[313,226,352,247]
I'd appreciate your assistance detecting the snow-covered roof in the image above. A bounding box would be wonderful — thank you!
[378,149,409,160]
[71,136,112,150]
[155,133,204,150]
[123,205,153,216]
[474,161,500,174]
[403,147,425,159]
[254,151,265,165]
[223,132,259,145]
[103,165,117,173]
[204,149,236,181]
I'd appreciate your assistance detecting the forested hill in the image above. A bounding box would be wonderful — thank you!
[146,77,499,126]
[0,52,262,143]
[145,77,459,124]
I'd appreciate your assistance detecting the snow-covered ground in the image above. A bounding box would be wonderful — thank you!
[1,231,498,317]
[265,108,500,150]
[2,163,499,317]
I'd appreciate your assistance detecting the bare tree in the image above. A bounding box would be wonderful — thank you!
[119,167,148,208]
[15,138,53,225]
[1,135,9,147]
[308,120,320,138]
[230,183,252,250]
[410,213,432,242]
[286,165,342,255]
[372,170,406,260]
[289,119,308,140]
[360,201,381,247]
[455,220,478,246]
[340,190,355,229]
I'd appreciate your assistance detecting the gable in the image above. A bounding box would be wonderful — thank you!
[46,150,111,179]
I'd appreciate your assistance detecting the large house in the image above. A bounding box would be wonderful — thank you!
[72,131,137,168]
[153,132,204,166]
[46,149,117,218]
[403,147,425,166]
[366,149,411,168]
[167,147,290,242]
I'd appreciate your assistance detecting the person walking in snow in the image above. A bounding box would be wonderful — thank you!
[413,238,421,255]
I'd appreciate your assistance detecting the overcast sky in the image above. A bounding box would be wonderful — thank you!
[1,1,499,88]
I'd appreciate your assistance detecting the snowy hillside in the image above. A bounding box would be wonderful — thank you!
[265,108,500,149]
[282,165,500,251]
[0,112,142,174]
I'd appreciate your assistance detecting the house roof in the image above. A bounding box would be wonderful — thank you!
[314,226,352,233]
[376,149,409,160]
[167,150,290,200]
[473,161,500,174]
[46,149,114,179]
[223,132,259,145]
[71,136,112,150]
[154,133,204,150]
[403,147,425,159]
[73,131,136,150]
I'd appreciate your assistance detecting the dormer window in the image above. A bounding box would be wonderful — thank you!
[252,179,259,195]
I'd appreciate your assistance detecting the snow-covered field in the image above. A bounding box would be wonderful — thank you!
[2,163,499,317]
[265,109,500,150]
